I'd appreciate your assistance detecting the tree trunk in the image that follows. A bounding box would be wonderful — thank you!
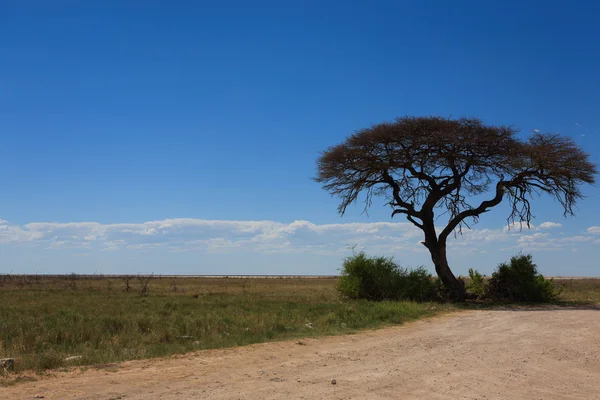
[420,211,466,301]
[426,242,466,302]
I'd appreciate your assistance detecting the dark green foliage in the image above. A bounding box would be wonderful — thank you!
[484,254,560,302]
[403,267,439,302]
[466,268,486,297]
[337,253,438,302]
[337,253,400,301]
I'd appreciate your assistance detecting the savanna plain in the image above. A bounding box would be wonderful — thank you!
[1,275,600,399]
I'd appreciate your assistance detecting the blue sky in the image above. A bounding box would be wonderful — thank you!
[1,1,599,276]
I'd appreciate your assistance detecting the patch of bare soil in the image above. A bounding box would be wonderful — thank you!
[3,307,600,399]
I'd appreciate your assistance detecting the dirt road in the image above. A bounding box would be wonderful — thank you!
[3,307,600,399]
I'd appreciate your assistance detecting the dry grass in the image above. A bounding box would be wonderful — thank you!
[2,274,597,383]
[553,278,600,304]
[0,275,451,379]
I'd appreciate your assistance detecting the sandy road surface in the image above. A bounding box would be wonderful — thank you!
[3,307,600,399]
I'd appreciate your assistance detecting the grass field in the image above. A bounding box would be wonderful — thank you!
[1,275,598,382]
[553,278,600,304]
[0,275,452,377]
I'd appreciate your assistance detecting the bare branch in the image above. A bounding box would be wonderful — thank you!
[381,170,419,216]
[391,209,424,229]
[439,180,507,243]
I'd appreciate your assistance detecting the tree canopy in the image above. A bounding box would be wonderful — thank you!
[316,116,597,300]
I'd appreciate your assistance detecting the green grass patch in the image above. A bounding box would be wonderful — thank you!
[0,276,452,377]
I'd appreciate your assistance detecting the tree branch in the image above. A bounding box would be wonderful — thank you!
[391,209,424,229]
[405,164,439,190]
[438,180,507,243]
[381,170,420,216]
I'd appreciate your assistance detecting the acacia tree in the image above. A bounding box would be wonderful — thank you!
[315,116,596,300]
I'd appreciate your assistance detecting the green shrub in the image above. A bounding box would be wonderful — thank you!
[401,267,438,301]
[337,253,401,301]
[484,254,559,302]
[466,268,486,297]
[337,252,438,302]
[336,274,362,299]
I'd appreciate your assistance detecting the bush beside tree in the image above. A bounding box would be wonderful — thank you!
[337,252,438,302]
[484,254,560,302]
[338,252,560,303]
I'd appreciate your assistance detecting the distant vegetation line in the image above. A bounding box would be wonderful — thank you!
[0,274,340,279]
[0,274,597,280]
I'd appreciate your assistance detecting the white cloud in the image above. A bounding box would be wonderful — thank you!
[511,229,597,252]
[449,228,513,245]
[539,222,563,230]
[516,233,561,251]
[0,218,424,255]
[0,219,45,242]
[517,232,549,244]
[503,221,537,232]
[558,236,593,243]
[587,226,600,234]
[0,217,591,257]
